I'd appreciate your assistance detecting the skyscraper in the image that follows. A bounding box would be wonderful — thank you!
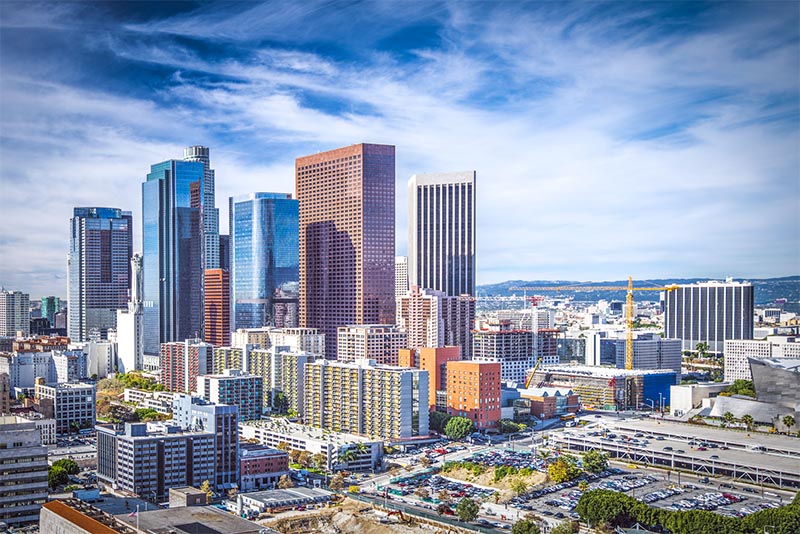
[142,153,207,354]
[408,171,476,297]
[395,256,408,301]
[229,193,299,330]
[664,279,754,353]
[116,254,144,372]
[397,286,445,351]
[296,144,396,359]
[183,146,220,271]
[68,207,132,342]
[204,268,230,346]
[0,289,30,337]
[40,296,60,327]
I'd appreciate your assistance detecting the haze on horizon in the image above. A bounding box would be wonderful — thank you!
[0,1,798,297]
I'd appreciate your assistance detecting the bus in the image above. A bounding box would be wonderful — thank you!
[560,414,576,422]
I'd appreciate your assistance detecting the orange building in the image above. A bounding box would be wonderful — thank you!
[398,348,416,367]
[446,360,501,429]
[204,269,230,346]
[419,346,461,411]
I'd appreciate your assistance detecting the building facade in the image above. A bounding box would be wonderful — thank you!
[664,280,754,353]
[395,256,409,301]
[408,171,476,297]
[0,420,48,526]
[230,192,299,330]
[197,369,263,422]
[397,286,445,351]
[336,324,407,366]
[239,444,290,492]
[183,146,220,271]
[35,382,95,434]
[723,336,800,382]
[472,322,537,383]
[442,294,476,359]
[445,361,501,429]
[296,143,396,359]
[613,336,683,376]
[0,289,30,337]
[158,339,212,394]
[68,207,132,342]
[40,297,60,327]
[418,346,461,411]
[115,254,144,373]
[203,268,230,346]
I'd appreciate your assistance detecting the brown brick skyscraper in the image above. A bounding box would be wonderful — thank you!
[296,143,395,360]
[203,268,230,346]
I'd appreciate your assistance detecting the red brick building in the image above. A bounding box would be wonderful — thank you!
[203,269,230,347]
[239,444,290,492]
[446,360,501,430]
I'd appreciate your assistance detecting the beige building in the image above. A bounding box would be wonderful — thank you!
[231,327,325,357]
[724,336,800,382]
[397,286,445,351]
[246,347,312,415]
[337,324,407,366]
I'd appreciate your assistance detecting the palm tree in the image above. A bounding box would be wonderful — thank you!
[782,415,796,434]
[722,411,735,428]
[741,414,754,432]
[337,448,357,467]
[537,449,552,463]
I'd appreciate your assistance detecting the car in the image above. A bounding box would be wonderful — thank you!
[663,447,673,451]
[675,450,685,454]
[741,487,757,494]
[697,447,707,451]
[656,436,665,441]
[710,455,719,460]
[720,483,734,489]
[595,415,602,418]
[700,477,710,484]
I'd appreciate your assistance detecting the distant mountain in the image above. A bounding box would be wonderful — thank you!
[477,276,800,305]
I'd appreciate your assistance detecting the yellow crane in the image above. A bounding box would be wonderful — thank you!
[524,357,544,388]
[509,277,679,370]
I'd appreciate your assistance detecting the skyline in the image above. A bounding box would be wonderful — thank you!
[1,1,798,297]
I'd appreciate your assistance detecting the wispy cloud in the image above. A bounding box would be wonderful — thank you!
[0,1,797,297]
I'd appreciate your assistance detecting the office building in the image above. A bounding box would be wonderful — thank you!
[446,361,501,429]
[472,321,537,383]
[0,289,30,337]
[197,369,263,422]
[397,286,445,351]
[239,444,290,492]
[395,256,409,301]
[68,207,133,342]
[613,336,682,375]
[297,143,396,359]
[159,339,212,394]
[408,171,476,297]
[142,152,207,355]
[115,254,144,372]
[442,294,476,358]
[35,381,95,434]
[50,350,88,383]
[246,348,312,415]
[723,336,800,382]
[418,346,461,411]
[230,192,299,330]
[171,395,239,491]
[40,296,60,327]
[219,234,231,272]
[96,421,217,501]
[664,279,754,353]
[204,268,230,346]
[0,419,48,526]
[0,373,10,415]
[304,359,428,440]
[336,324,407,366]
[183,146,220,271]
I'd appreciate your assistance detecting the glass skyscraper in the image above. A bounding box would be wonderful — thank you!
[68,207,133,341]
[229,193,299,330]
[142,158,206,355]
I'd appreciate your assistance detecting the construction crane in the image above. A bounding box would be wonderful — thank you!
[510,277,679,370]
[524,357,544,388]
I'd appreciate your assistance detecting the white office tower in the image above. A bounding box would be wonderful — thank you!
[183,146,219,270]
[664,279,754,353]
[723,336,800,382]
[0,289,30,337]
[116,254,144,372]
[395,256,409,301]
[408,171,476,296]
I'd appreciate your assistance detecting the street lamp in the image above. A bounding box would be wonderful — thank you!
[658,393,664,414]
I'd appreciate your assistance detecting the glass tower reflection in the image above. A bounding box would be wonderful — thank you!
[229,193,299,329]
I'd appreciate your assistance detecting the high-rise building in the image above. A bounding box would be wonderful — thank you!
[212,346,247,374]
[723,337,800,382]
[397,286,445,351]
[446,361,501,429]
[472,321,536,383]
[230,327,325,356]
[442,294,475,359]
[230,192,299,330]
[296,143,396,359]
[219,234,231,272]
[142,152,207,355]
[0,419,48,526]
[183,146,220,271]
[115,254,144,372]
[613,336,682,376]
[336,324,407,366]
[304,359,428,440]
[197,369,263,422]
[67,207,132,342]
[0,373,10,415]
[0,289,30,337]
[158,339,212,393]
[34,382,95,435]
[395,256,409,301]
[408,171,476,297]
[418,346,461,411]
[40,296,60,327]
[204,268,230,346]
[246,348,312,415]
[664,279,754,353]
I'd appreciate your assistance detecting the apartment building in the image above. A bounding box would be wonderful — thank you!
[397,286,445,351]
[231,327,325,356]
[336,324,407,366]
[197,369,263,422]
[445,361,501,429]
[418,346,461,411]
[159,339,212,393]
[244,348,312,415]
[0,419,48,526]
[472,321,537,383]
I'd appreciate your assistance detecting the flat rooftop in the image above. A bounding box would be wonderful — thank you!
[116,505,264,534]
[241,487,331,505]
[539,365,676,377]
[242,418,375,445]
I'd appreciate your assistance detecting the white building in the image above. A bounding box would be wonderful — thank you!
[669,382,730,417]
[723,336,800,382]
[0,289,30,337]
[0,352,51,392]
[84,341,118,378]
[231,327,325,357]
[337,325,407,366]
[3,414,56,445]
[0,418,48,526]
[116,255,144,373]
[197,369,263,422]
[395,256,409,301]
[35,382,95,435]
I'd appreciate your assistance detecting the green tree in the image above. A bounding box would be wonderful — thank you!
[582,449,608,474]
[741,414,754,431]
[277,474,294,489]
[550,521,578,534]
[52,458,80,475]
[312,452,327,469]
[497,419,524,434]
[297,450,312,467]
[48,465,69,488]
[337,447,357,466]
[722,411,736,427]
[578,480,589,492]
[695,342,709,360]
[445,416,474,440]
[547,456,580,483]
[512,519,541,534]
[429,410,452,433]
[782,414,796,433]
[536,449,552,463]
[199,480,213,503]
[456,497,479,522]
[329,473,345,491]
[510,478,529,496]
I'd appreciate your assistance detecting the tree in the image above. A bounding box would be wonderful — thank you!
[512,519,541,534]
[429,410,452,433]
[276,441,290,451]
[437,490,452,503]
[329,473,345,491]
[497,419,524,434]
[695,342,709,360]
[415,487,429,500]
[337,447,357,466]
[48,465,68,488]
[312,452,327,469]
[782,414,795,433]
[582,449,609,474]
[445,416,474,441]
[510,478,529,496]
[578,480,589,492]
[52,458,80,475]
[547,457,581,483]
[288,449,302,463]
[456,497,479,522]
[199,480,213,503]
[536,449,552,463]
[277,474,294,489]
[722,412,736,427]
[550,521,578,534]
[741,414,754,431]
[297,450,312,467]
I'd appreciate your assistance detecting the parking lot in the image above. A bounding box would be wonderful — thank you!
[466,449,545,471]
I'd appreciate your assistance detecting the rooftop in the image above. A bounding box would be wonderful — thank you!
[538,365,677,378]
[241,418,375,445]
[115,504,264,534]
[42,499,137,534]
[240,487,332,506]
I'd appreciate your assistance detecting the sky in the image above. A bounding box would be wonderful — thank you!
[0,1,798,298]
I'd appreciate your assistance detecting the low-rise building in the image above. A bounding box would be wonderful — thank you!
[2,413,56,445]
[236,487,332,516]
[123,388,175,415]
[239,443,290,492]
[518,387,580,420]
[35,381,95,434]
[669,382,730,417]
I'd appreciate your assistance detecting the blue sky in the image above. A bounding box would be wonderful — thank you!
[1,1,798,297]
